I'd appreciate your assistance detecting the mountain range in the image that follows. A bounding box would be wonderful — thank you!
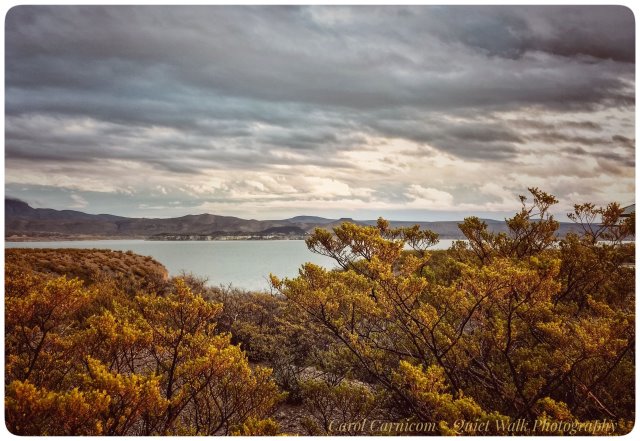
[5,198,583,241]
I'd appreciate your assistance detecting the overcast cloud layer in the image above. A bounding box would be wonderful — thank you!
[5,5,635,220]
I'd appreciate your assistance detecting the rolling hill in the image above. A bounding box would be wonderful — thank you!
[5,197,583,241]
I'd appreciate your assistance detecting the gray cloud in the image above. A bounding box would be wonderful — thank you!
[4,5,635,218]
[429,6,634,63]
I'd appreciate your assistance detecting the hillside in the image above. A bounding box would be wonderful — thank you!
[5,248,168,288]
[5,198,583,241]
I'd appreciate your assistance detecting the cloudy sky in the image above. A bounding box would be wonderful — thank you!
[5,5,635,220]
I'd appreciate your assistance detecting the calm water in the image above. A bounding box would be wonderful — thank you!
[5,239,456,291]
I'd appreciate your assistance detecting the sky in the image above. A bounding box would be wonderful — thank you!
[4,5,636,221]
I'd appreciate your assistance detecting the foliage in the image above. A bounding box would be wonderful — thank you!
[299,379,383,435]
[5,267,284,435]
[206,286,334,404]
[272,188,634,435]
[230,417,280,436]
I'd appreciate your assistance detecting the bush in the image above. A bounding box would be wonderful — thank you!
[5,271,284,435]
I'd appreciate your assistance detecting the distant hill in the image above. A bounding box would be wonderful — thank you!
[287,215,334,224]
[5,198,583,241]
[6,197,126,221]
[259,225,307,235]
[6,198,290,239]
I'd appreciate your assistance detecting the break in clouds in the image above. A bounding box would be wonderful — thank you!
[5,5,635,219]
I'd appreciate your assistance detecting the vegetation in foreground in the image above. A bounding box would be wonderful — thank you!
[5,189,635,435]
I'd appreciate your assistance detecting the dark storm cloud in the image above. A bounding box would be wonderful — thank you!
[363,116,525,160]
[5,113,356,175]
[510,119,604,132]
[612,135,635,150]
[566,146,635,168]
[4,5,635,216]
[430,6,634,63]
[6,6,634,115]
[527,132,613,146]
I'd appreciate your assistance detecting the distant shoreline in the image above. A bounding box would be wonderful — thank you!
[6,235,470,243]
[5,236,146,243]
[6,235,635,244]
[4,236,312,243]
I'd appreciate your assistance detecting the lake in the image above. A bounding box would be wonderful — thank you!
[5,239,457,291]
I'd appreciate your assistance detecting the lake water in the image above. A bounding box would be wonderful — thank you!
[5,239,456,291]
